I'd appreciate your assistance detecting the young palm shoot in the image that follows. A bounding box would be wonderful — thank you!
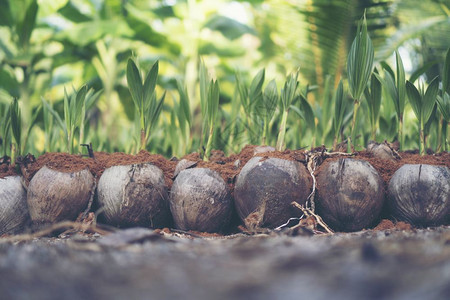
[9,98,21,167]
[364,71,382,141]
[406,77,440,155]
[347,15,374,151]
[127,58,165,151]
[203,79,220,161]
[436,92,450,152]
[235,69,265,143]
[176,79,192,155]
[276,71,299,151]
[43,85,94,154]
[261,79,278,145]
[332,80,347,149]
[376,51,406,149]
[1,106,11,157]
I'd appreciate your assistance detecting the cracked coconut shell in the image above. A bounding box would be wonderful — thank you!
[97,163,172,228]
[316,158,384,232]
[27,166,95,225]
[0,176,30,234]
[234,157,311,229]
[169,168,233,233]
[388,164,450,227]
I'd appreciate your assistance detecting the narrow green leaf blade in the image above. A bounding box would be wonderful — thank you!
[406,81,422,121]
[422,76,439,124]
[126,58,143,111]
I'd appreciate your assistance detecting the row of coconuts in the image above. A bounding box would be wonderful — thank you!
[1,153,449,235]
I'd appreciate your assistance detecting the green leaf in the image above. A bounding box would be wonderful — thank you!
[437,92,450,121]
[207,79,220,126]
[422,76,439,124]
[204,15,256,40]
[333,80,345,137]
[409,60,438,83]
[443,48,450,95]
[58,0,92,23]
[299,95,315,132]
[143,61,159,106]
[176,79,191,126]
[280,71,299,110]
[0,0,12,27]
[262,79,278,120]
[249,69,265,107]
[9,98,21,150]
[199,60,209,120]
[395,51,406,116]
[42,97,66,137]
[127,58,143,112]
[406,80,422,121]
[149,92,165,132]
[347,15,374,101]
[17,0,38,48]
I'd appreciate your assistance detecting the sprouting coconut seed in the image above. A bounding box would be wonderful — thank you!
[27,166,95,225]
[234,157,311,229]
[97,163,171,228]
[169,168,233,233]
[0,176,30,235]
[316,158,384,232]
[388,164,450,227]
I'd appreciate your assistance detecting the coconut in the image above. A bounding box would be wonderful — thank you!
[316,158,384,232]
[27,166,95,225]
[169,168,233,232]
[388,164,450,227]
[0,176,30,234]
[97,163,171,228]
[234,157,311,229]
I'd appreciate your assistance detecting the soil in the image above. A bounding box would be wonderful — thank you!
[1,226,449,300]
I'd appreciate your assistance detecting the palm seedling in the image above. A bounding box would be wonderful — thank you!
[436,92,449,152]
[364,70,382,141]
[198,60,221,161]
[43,85,96,154]
[9,98,21,166]
[1,105,11,158]
[347,15,374,150]
[406,77,440,155]
[235,69,265,144]
[332,80,347,149]
[126,58,165,152]
[436,48,450,151]
[276,70,299,151]
[376,51,406,149]
[260,79,278,146]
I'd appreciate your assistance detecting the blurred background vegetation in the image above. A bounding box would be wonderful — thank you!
[0,0,449,157]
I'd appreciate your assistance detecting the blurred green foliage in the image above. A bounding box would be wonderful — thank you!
[0,0,449,158]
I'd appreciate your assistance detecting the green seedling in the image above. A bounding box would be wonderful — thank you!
[1,105,11,157]
[235,69,265,144]
[376,51,406,149]
[436,92,450,152]
[406,77,440,155]
[276,70,299,151]
[332,80,347,149]
[127,58,165,151]
[201,73,220,162]
[347,14,374,150]
[9,98,21,166]
[364,70,382,141]
[261,79,278,145]
[43,85,95,154]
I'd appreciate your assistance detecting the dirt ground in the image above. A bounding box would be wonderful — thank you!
[1,226,449,300]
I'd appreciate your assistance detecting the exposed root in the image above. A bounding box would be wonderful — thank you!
[304,147,354,212]
[291,202,334,234]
